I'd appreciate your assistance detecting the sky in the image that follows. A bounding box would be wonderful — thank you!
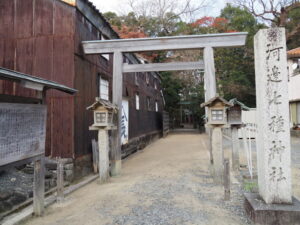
[90,0,230,19]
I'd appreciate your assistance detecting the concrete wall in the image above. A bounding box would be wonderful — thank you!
[288,59,300,127]
[288,59,300,102]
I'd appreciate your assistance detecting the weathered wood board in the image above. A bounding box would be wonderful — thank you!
[0,103,47,166]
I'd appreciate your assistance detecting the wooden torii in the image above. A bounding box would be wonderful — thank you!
[82,32,248,176]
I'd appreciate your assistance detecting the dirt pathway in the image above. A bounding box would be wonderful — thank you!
[22,132,251,225]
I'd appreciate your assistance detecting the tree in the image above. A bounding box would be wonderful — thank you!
[213,4,265,107]
[234,0,300,46]
[126,0,208,36]
[160,71,184,118]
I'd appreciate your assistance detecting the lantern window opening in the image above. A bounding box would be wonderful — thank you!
[211,109,223,121]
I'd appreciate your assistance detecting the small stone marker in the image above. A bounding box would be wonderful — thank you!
[254,28,291,204]
[224,159,230,201]
[231,126,239,171]
[57,158,64,203]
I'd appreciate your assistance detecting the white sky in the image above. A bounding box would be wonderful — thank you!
[90,0,230,19]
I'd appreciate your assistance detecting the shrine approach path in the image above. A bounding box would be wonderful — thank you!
[22,132,251,225]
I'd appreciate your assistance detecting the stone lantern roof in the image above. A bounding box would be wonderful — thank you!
[200,95,233,108]
[86,98,118,112]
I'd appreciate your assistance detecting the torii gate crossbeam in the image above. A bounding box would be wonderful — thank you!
[123,61,204,73]
[82,32,247,54]
[82,32,248,176]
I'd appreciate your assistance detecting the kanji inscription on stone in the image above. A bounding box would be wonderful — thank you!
[0,103,47,166]
[254,28,292,204]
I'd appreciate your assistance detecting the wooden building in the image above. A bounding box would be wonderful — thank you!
[0,0,163,178]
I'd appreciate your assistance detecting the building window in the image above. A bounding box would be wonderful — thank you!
[135,93,140,110]
[155,101,158,112]
[146,73,149,85]
[135,73,139,86]
[99,77,109,100]
[147,97,151,111]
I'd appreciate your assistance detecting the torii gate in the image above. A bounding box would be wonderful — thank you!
[82,32,247,176]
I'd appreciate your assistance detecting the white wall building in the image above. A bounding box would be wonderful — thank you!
[287,47,300,128]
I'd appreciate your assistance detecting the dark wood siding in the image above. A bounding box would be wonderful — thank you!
[0,0,75,158]
[124,71,163,139]
[0,0,164,160]
[73,10,113,157]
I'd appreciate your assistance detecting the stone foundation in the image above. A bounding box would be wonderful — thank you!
[244,193,300,225]
[73,154,93,180]
[121,131,161,159]
[291,129,300,138]
[0,158,74,218]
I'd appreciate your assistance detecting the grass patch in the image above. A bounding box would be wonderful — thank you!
[243,181,258,192]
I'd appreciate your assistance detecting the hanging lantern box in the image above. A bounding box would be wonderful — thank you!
[227,98,251,126]
[227,105,242,125]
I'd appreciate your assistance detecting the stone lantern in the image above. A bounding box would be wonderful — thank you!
[87,97,118,129]
[87,98,118,183]
[227,103,242,126]
[201,95,233,127]
[227,98,246,171]
[201,95,232,184]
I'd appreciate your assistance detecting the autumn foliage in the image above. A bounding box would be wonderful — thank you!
[112,25,159,61]
[112,25,148,39]
[191,16,237,33]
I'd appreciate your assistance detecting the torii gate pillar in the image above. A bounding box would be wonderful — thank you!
[204,47,217,102]
[111,51,123,176]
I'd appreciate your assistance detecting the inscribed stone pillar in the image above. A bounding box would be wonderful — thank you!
[212,127,223,184]
[98,129,109,182]
[254,28,292,204]
[231,126,239,171]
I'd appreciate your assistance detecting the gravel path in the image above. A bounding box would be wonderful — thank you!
[22,132,252,225]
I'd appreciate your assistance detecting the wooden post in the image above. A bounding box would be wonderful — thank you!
[111,51,123,176]
[57,158,64,203]
[224,159,230,201]
[98,129,110,182]
[231,126,240,171]
[33,156,45,216]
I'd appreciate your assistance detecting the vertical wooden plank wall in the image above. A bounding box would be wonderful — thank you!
[0,0,164,162]
[0,0,75,158]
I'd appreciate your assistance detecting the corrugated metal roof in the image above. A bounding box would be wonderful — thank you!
[229,98,251,111]
[0,67,77,94]
[287,47,300,59]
